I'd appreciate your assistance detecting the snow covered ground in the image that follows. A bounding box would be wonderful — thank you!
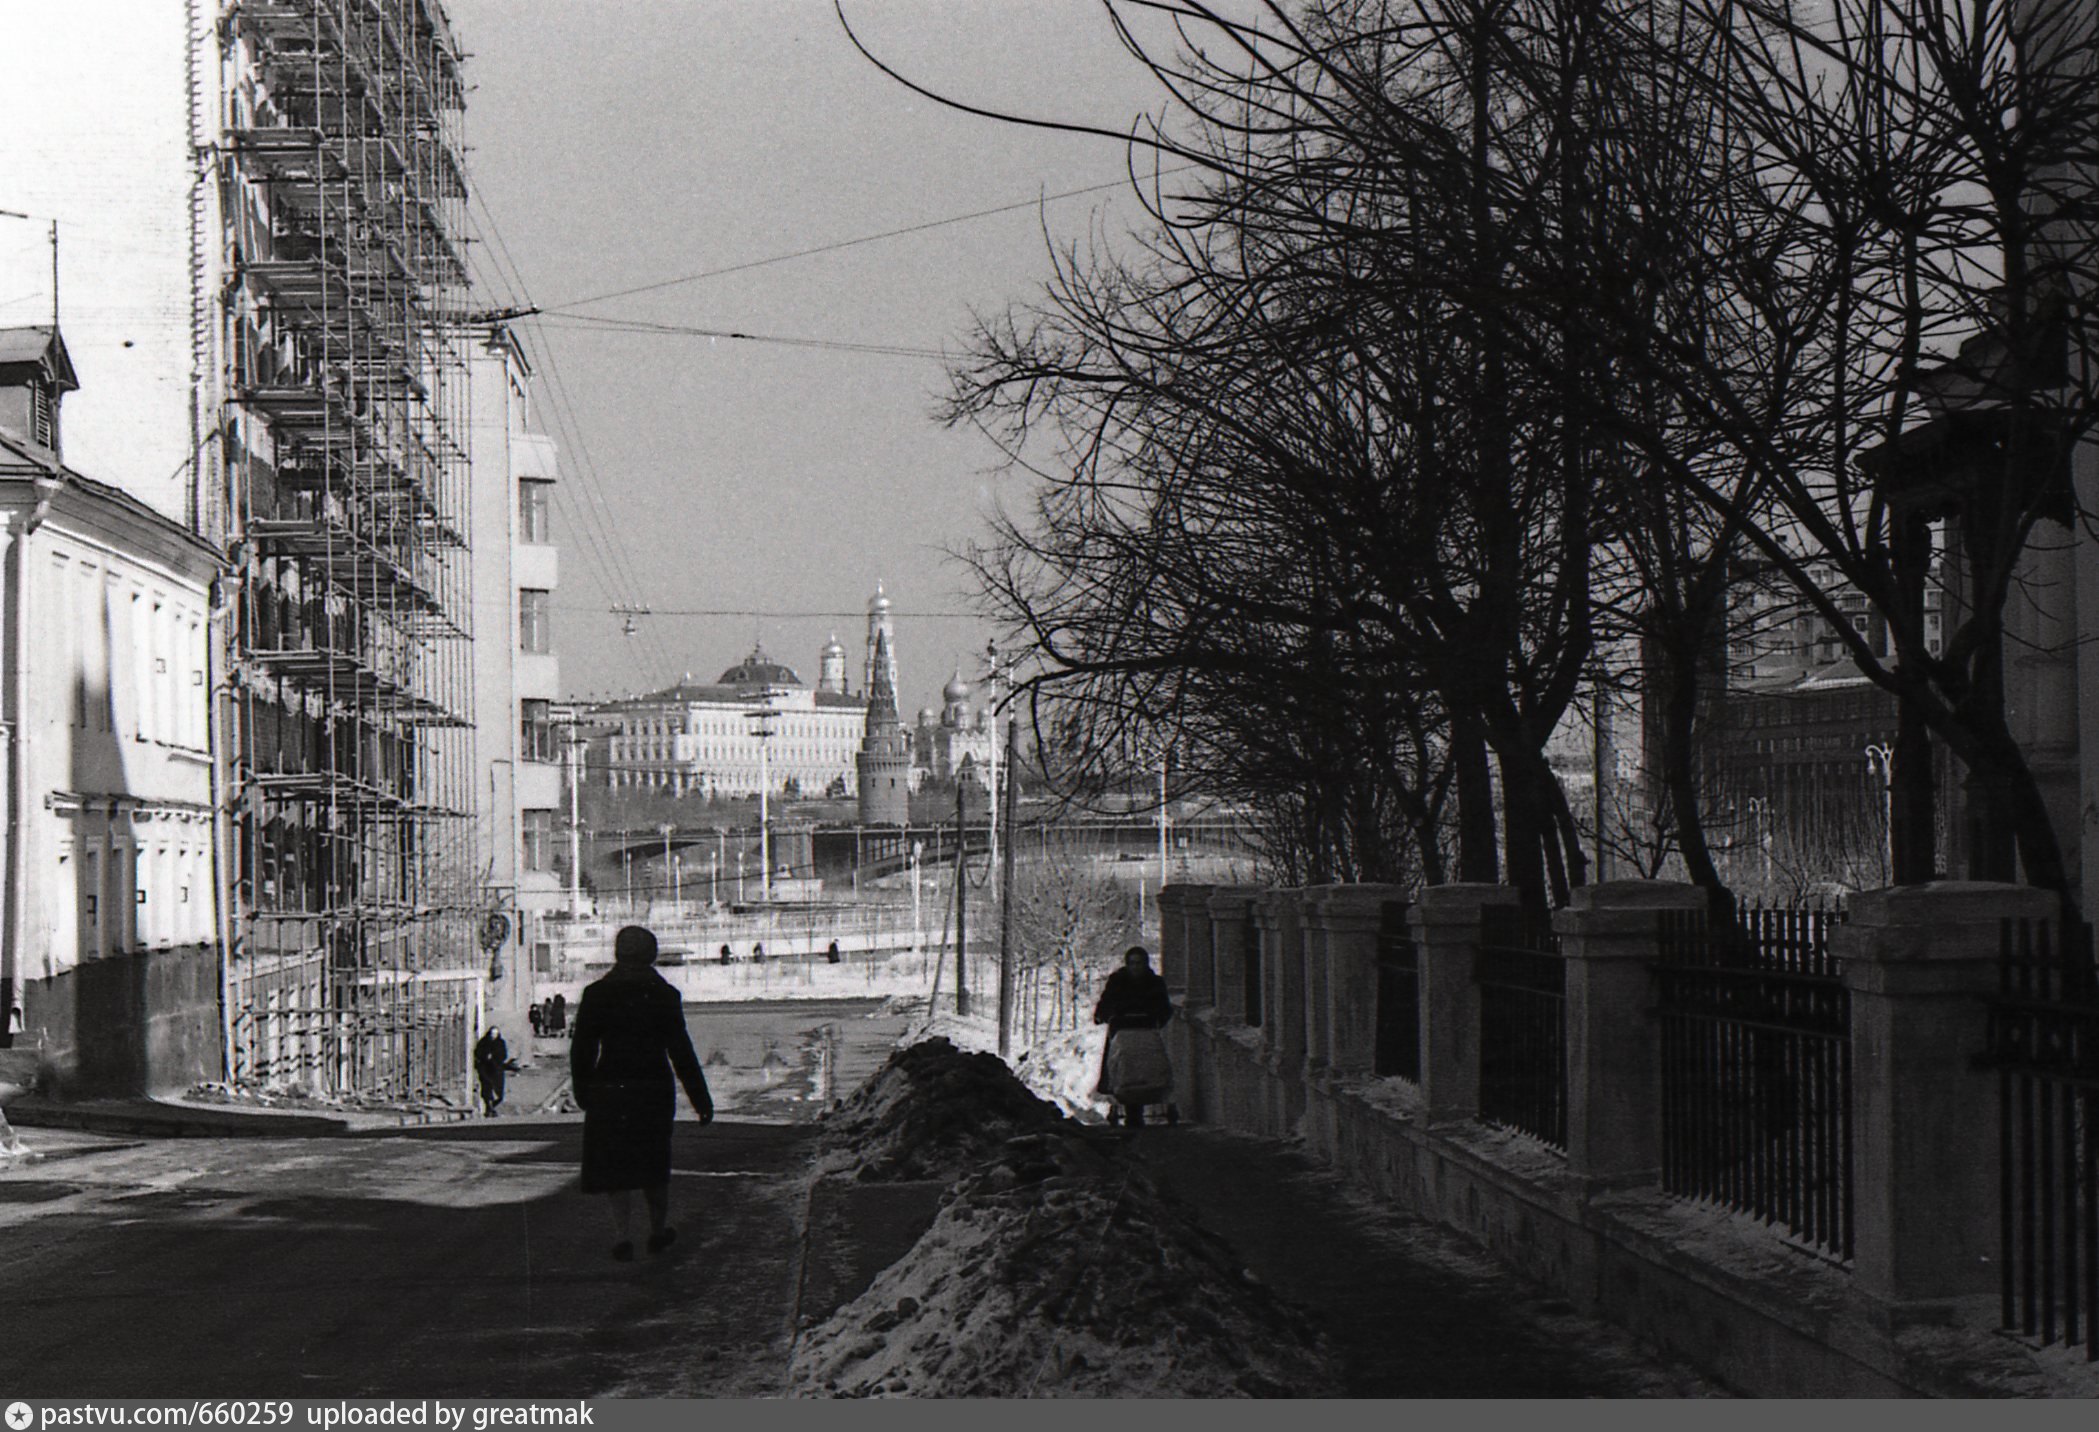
[790,1042,1339,1398]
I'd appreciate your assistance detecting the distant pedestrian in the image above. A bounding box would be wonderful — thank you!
[474,1027,514,1117]
[571,925,714,1261]
[719,943,732,965]
[826,940,841,965]
[550,992,567,1034]
[752,942,764,963]
[1092,946,1174,1127]
[528,1005,544,1038]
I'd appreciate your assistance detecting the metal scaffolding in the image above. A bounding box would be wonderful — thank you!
[212,1,478,1101]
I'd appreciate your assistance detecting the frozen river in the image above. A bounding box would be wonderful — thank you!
[680,997,915,1122]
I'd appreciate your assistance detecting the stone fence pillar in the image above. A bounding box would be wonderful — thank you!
[1258,889,1308,1067]
[1155,885,1188,993]
[1182,884,1219,1008]
[1409,884,1518,1123]
[1557,880,1706,1191]
[1298,884,1345,1074]
[1207,887,1262,1024]
[1306,884,1410,1078]
[1838,881,2052,1312]
[1158,881,1225,991]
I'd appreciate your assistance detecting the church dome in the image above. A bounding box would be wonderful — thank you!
[869,584,892,614]
[943,671,972,702]
[821,633,846,656]
[917,706,938,726]
[717,644,801,690]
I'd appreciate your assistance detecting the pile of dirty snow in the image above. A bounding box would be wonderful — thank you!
[789,1131,1338,1398]
[814,1037,1068,1182]
[899,1010,1115,1121]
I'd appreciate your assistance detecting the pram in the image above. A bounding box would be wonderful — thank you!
[1097,1025,1180,1127]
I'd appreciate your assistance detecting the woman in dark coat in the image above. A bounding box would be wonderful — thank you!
[570,925,713,1260]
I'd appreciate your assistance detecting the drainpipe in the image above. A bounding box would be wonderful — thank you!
[0,514,22,1048]
[206,566,241,1086]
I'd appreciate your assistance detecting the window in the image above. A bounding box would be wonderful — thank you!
[520,699,556,763]
[522,809,556,872]
[519,589,551,654]
[519,480,553,544]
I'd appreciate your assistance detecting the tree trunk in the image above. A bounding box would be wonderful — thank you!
[1452,711,1499,883]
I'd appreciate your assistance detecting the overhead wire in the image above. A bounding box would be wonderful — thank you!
[466,197,666,669]
[536,313,951,360]
[465,162,1183,681]
[539,166,1196,314]
[465,190,678,683]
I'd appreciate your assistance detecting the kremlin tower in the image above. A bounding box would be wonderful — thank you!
[856,627,912,825]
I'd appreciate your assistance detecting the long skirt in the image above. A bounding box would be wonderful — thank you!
[580,1078,676,1192]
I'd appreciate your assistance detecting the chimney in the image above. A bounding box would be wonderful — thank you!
[0,326,77,458]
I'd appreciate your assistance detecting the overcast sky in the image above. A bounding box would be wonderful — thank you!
[444,0,1183,714]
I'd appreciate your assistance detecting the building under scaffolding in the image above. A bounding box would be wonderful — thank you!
[210,2,479,1100]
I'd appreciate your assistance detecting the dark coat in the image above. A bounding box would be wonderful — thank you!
[474,1032,509,1102]
[570,965,712,1192]
[1093,967,1173,1032]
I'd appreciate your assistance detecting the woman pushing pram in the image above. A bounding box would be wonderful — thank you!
[1092,945,1178,1127]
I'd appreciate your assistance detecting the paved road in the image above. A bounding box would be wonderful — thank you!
[0,1120,812,1399]
[1,1117,1721,1398]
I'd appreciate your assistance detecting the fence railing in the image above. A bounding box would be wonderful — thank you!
[1655,905,1853,1262]
[1374,900,1418,1080]
[1475,903,1565,1150]
[1984,916,2099,1359]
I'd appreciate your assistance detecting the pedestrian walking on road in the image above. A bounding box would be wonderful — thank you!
[528,1005,544,1038]
[474,1027,514,1117]
[549,992,567,1034]
[571,924,714,1261]
[1092,946,1174,1127]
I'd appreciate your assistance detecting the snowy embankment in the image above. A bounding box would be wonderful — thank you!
[788,1038,1339,1398]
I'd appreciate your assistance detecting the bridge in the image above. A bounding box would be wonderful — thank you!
[591,815,1262,890]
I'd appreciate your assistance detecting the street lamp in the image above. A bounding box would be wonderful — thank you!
[658,823,675,908]
[1864,743,1894,884]
[745,695,780,903]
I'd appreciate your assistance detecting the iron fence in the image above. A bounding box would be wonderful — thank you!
[1655,905,1852,1262]
[1984,917,2099,1359]
[1375,900,1418,1080]
[1476,903,1565,1149]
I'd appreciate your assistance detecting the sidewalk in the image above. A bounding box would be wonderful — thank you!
[1116,1126,1726,1396]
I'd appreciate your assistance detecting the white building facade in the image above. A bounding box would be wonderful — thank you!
[465,325,563,1025]
[0,380,223,1096]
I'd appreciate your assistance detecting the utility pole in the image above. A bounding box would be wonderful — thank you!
[564,722,584,921]
[985,641,1000,883]
[954,779,969,1017]
[1158,746,1170,891]
[997,717,1019,1058]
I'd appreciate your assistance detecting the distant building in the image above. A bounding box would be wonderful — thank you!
[0,330,223,1095]
[591,645,869,799]
[913,670,995,788]
[857,629,912,826]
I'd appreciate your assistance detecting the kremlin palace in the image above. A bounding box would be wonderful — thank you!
[585,588,996,813]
